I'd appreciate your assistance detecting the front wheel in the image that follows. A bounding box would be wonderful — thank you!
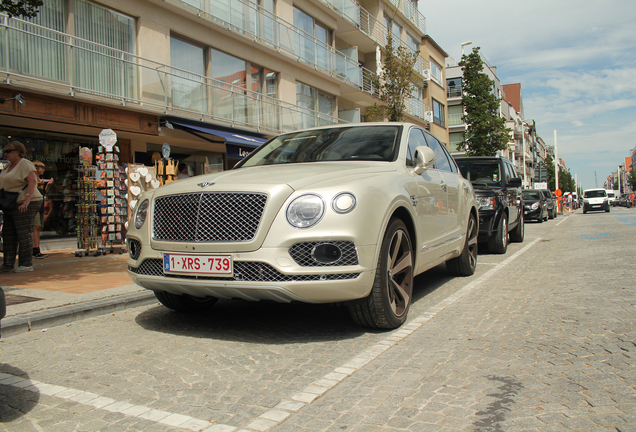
[447,213,478,276]
[488,215,508,254]
[348,218,414,329]
[155,291,218,313]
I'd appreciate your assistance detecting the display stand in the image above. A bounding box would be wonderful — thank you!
[95,145,127,255]
[154,158,178,185]
[74,160,101,257]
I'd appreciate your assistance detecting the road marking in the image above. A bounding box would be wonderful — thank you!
[556,215,569,226]
[0,239,542,432]
[0,373,232,431]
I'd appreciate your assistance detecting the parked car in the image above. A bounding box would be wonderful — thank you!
[454,156,524,254]
[583,188,610,213]
[618,193,633,207]
[522,189,548,222]
[606,190,617,206]
[126,123,479,329]
[540,189,557,219]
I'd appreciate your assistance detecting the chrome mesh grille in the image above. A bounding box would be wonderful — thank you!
[289,241,359,267]
[152,192,267,242]
[129,259,359,282]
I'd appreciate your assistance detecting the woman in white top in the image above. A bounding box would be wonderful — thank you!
[0,141,43,273]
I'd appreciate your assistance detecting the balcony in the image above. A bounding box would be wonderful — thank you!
[385,0,426,34]
[447,86,462,99]
[0,16,345,134]
[170,0,361,87]
[448,113,463,127]
[405,98,431,122]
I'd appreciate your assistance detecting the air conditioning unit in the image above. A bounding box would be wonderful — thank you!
[421,69,431,80]
[424,111,434,122]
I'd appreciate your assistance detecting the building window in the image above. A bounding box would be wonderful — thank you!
[447,77,462,98]
[170,37,206,112]
[210,47,278,124]
[297,82,335,128]
[430,59,442,85]
[16,0,136,97]
[448,105,463,126]
[449,132,464,152]
[294,7,332,70]
[432,99,445,127]
[407,33,419,53]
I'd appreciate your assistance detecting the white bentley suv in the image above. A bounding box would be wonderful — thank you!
[126,123,479,328]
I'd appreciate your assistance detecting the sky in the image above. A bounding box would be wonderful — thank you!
[420,0,636,190]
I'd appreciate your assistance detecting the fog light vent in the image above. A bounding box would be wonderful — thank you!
[312,243,342,264]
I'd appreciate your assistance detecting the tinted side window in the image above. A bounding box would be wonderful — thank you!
[422,131,452,172]
[406,128,428,167]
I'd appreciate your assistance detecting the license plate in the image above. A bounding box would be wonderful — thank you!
[163,253,233,276]
[592,205,601,208]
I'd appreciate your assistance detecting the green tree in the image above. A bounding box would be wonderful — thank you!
[627,170,636,191]
[366,32,418,122]
[458,47,509,156]
[0,0,43,18]
[545,154,556,190]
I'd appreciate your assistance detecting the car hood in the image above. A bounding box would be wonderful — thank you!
[160,161,397,192]
[523,198,541,204]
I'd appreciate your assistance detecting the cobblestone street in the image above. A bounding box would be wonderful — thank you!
[1,209,635,431]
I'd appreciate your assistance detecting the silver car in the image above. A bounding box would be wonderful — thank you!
[126,123,479,328]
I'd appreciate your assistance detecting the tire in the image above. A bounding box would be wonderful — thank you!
[154,290,218,313]
[488,214,508,254]
[544,209,549,221]
[537,213,543,223]
[509,213,524,243]
[446,213,478,276]
[348,218,414,329]
[554,209,557,218]
[548,207,554,219]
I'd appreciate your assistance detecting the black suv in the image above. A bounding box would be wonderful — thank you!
[454,156,524,254]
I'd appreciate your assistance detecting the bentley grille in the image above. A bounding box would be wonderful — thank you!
[152,192,267,242]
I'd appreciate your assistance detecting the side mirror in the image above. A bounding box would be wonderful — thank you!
[413,146,436,175]
[507,177,522,187]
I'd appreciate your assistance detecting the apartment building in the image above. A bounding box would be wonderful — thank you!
[0,0,448,240]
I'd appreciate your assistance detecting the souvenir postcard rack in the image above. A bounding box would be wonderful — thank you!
[74,146,128,257]
[74,163,101,257]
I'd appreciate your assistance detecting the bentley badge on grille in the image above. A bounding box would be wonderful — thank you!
[197,182,215,188]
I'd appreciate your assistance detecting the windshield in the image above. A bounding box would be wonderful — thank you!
[522,191,542,200]
[607,192,615,198]
[584,190,607,198]
[455,160,502,185]
[236,125,400,167]
[541,190,552,199]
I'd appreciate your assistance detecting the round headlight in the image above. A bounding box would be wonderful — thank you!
[286,194,325,228]
[134,199,149,229]
[531,202,539,210]
[332,192,357,214]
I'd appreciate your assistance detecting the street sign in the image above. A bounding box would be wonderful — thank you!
[555,189,562,197]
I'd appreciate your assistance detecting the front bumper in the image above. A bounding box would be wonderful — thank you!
[126,238,377,303]
[583,202,609,212]
[477,211,496,242]
[523,208,542,219]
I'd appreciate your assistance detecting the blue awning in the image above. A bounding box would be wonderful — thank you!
[169,121,269,157]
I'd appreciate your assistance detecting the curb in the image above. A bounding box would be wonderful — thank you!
[1,291,157,338]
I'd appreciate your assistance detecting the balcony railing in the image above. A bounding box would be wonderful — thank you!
[315,0,360,26]
[386,0,426,34]
[406,98,431,122]
[357,7,428,80]
[447,86,462,98]
[448,113,463,126]
[173,0,361,87]
[0,16,345,133]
